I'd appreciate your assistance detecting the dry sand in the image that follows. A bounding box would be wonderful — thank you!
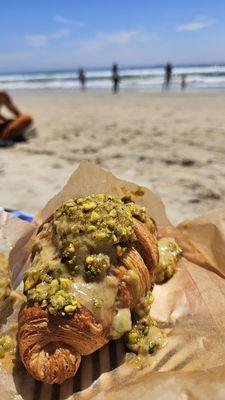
[0,92,224,225]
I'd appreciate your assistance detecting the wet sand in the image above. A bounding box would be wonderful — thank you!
[0,92,224,224]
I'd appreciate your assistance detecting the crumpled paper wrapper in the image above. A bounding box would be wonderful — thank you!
[1,161,225,400]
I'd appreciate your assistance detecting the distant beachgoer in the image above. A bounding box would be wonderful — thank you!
[181,74,187,91]
[163,62,173,90]
[112,63,120,93]
[0,91,33,144]
[78,69,86,91]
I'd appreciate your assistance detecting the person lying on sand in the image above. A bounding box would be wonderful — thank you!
[0,91,33,143]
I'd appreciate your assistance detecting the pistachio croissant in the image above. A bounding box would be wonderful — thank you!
[18,194,158,384]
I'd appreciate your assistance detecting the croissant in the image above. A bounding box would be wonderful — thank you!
[18,194,159,384]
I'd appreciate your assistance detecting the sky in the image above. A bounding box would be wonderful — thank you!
[0,0,225,72]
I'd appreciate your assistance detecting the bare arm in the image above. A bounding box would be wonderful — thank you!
[0,92,21,117]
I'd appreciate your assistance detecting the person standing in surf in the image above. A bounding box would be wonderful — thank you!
[181,74,187,91]
[163,62,173,90]
[112,63,120,93]
[78,69,87,91]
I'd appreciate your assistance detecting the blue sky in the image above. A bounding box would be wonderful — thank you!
[0,0,224,72]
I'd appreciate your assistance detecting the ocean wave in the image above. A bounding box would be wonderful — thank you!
[1,65,225,91]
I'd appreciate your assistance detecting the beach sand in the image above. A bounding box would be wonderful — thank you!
[0,92,224,225]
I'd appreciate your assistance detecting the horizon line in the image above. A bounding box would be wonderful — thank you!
[1,61,225,75]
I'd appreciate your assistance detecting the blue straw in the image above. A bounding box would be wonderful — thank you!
[0,207,34,222]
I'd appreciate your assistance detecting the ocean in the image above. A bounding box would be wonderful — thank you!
[1,64,225,92]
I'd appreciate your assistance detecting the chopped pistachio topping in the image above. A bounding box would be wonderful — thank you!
[125,291,166,356]
[0,252,11,303]
[24,194,151,316]
[0,335,15,359]
[84,253,110,281]
[53,194,141,258]
[134,291,154,318]
[25,275,80,316]
[156,237,182,284]
[125,317,160,355]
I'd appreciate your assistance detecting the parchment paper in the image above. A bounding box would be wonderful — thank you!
[1,161,225,400]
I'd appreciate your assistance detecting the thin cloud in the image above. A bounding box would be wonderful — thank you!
[105,30,143,44]
[0,51,32,62]
[25,29,70,47]
[54,15,85,27]
[50,28,70,39]
[176,17,216,32]
[80,29,155,51]
[25,35,47,47]
[54,15,70,24]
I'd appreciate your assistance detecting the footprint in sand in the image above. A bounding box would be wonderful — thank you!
[163,159,177,166]
[60,133,69,140]
[121,138,127,144]
[112,153,123,159]
[52,163,62,169]
[163,158,196,167]
[83,147,98,154]
[201,189,221,200]
[138,156,146,162]
[24,148,55,156]
[189,198,200,204]
[181,159,196,167]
